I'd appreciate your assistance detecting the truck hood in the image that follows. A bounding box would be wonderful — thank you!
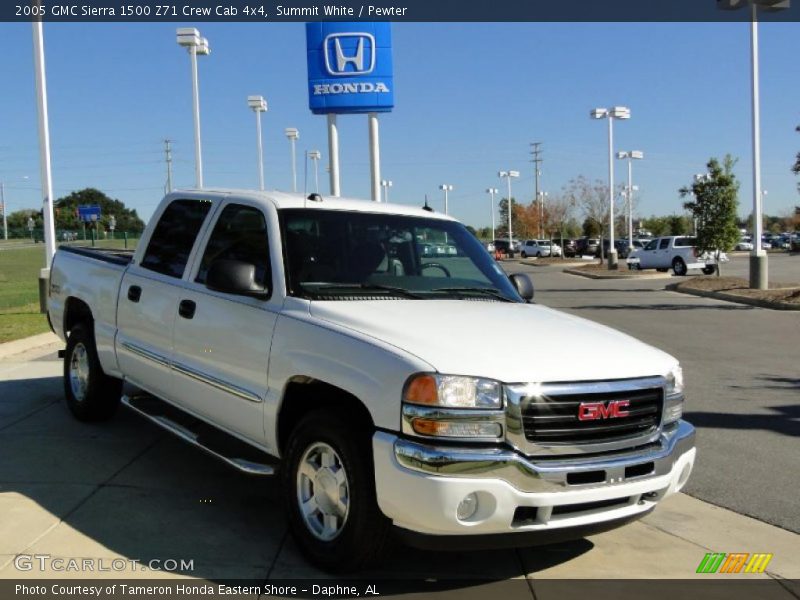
[309,300,677,383]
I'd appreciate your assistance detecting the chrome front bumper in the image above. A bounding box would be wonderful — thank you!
[394,420,695,494]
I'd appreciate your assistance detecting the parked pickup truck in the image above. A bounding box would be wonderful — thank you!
[48,190,695,572]
[626,235,727,276]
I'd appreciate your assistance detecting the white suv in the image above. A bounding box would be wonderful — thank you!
[520,239,551,258]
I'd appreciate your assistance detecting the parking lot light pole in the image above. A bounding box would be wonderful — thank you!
[247,95,268,191]
[439,184,453,215]
[308,150,321,193]
[617,150,644,250]
[498,171,519,251]
[177,28,209,189]
[284,128,299,193]
[591,106,630,269]
[380,179,393,203]
[718,0,789,288]
[486,187,499,242]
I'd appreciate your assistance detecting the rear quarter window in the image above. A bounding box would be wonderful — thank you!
[674,237,697,247]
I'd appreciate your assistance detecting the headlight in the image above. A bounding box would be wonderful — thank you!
[666,365,684,396]
[664,365,684,424]
[404,374,502,409]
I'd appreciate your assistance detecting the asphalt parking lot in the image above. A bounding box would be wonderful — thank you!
[1,257,798,590]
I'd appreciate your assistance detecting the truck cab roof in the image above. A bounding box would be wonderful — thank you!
[167,188,457,222]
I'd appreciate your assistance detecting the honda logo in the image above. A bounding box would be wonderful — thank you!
[324,33,376,76]
[578,399,631,421]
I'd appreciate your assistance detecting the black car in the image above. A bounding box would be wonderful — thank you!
[596,239,631,259]
[576,238,600,256]
[560,238,578,257]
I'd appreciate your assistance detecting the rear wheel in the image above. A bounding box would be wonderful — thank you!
[282,410,391,572]
[520,251,527,258]
[63,322,122,421]
[672,257,688,276]
[702,265,716,275]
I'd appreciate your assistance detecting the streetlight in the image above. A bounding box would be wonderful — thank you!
[177,28,210,189]
[247,95,268,191]
[284,128,299,193]
[591,106,631,269]
[486,187,499,242]
[439,184,453,215]
[617,150,644,250]
[308,150,321,193]
[380,179,393,203]
[537,191,549,238]
[498,171,520,252]
[718,0,789,289]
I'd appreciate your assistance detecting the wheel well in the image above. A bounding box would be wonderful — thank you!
[277,378,374,454]
[63,297,93,336]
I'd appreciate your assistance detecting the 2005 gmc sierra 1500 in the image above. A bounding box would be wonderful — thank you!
[48,189,695,571]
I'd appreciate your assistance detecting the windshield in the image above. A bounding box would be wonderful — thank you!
[279,209,521,302]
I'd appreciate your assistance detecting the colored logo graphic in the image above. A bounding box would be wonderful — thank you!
[696,552,773,574]
[306,23,394,115]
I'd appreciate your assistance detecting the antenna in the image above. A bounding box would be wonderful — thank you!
[423,194,433,212]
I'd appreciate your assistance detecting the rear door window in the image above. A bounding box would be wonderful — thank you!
[659,238,671,250]
[140,199,212,278]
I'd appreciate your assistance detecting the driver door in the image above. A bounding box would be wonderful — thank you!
[639,239,659,269]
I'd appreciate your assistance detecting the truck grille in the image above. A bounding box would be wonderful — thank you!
[521,387,663,444]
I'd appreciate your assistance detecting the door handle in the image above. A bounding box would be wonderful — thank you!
[178,299,196,319]
[127,285,142,302]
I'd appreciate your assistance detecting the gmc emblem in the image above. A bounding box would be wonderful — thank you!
[578,399,631,421]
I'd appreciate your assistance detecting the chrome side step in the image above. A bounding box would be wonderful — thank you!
[122,393,277,476]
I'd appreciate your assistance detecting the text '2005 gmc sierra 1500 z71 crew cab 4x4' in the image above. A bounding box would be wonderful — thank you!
[48,189,696,572]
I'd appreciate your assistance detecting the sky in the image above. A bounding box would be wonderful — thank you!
[1,21,799,229]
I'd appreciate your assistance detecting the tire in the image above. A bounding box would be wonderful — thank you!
[672,257,688,276]
[282,410,391,573]
[702,265,717,276]
[63,322,122,422]
[536,252,542,258]
[521,251,527,259]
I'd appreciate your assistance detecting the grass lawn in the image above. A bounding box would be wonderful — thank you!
[0,238,138,343]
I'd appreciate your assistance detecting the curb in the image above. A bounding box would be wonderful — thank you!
[667,284,800,311]
[0,331,60,361]
[563,268,674,280]
[515,260,588,268]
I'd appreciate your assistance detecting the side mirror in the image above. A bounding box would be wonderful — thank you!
[509,273,534,302]
[207,259,269,298]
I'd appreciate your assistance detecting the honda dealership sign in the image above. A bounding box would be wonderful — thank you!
[306,23,394,114]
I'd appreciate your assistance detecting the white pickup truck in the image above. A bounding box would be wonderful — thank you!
[47,190,695,572]
[626,235,727,276]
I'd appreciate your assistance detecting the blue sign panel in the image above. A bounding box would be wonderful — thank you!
[306,22,394,115]
[78,205,101,222]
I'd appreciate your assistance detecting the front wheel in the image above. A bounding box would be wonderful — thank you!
[702,265,717,275]
[520,251,527,259]
[63,322,122,421]
[282,411,391,572]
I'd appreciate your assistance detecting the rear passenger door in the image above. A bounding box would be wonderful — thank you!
[116,198,214,401]
[170,202,279,443]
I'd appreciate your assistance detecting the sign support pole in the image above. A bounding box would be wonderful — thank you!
[327,114,341,197]
[368,112,381,202]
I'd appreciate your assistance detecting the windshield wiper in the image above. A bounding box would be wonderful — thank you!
[431,286,515,302]
[301,283,424,299]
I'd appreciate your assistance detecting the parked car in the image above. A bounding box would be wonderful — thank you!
[576,238,600,256]
[560,238,578,257]
[520,239,551,258]
[550,241,562,257]
[598,239,633,259]
[735,239,754,251]
[48,189,695,572]
[492,239,515,256]
[627,235,727,275]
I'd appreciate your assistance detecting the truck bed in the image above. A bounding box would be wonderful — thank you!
[59,245,134,266]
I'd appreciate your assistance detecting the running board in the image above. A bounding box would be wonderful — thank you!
[121,393,277,476]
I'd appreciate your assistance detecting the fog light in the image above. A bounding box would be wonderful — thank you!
[456,493,479,521]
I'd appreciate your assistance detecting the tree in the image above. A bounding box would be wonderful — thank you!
[54,188,145,235]
[681,156,740,276]
[546,194,576,256]
[497,197,523,239]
